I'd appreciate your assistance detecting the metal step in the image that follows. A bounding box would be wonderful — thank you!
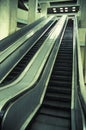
[35,114,70,128]
[47,86,71,94]
[51,70,72,77]
[43,100,70,109]
[53,66,72,71]
[45,93,71,102]
[39,106,71,119]
[49,79,71,85]
[57,50,72,55]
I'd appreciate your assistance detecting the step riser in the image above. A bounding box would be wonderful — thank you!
[47,88,71,95]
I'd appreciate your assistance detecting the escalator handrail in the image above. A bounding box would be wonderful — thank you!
[0,15,67,111]
[71,17,76,130]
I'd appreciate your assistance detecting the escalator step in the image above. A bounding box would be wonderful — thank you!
[49,80,71,86]
[52,70,72,76]
[61,40,72,43]
[27,121,70,130]
[53,66,72,71]
[35,114,70,128]
[26,118,70,130]
[57,57,72,61]
[57,54,72,58]
[43,100,70,109]
[62,37,72,40]
[57,51,72,54]
[60,46,72,49]
[62,39,72,42]
[40,106,70,119]
[45,93,71,102]
[47,86,71,94]
[54,62,72,68]
[57,58,72,62]
[59,46,72,49]
[55,59,72,64]
[50,75,71,82]
[57,53,72,56]
[60,47,72,52]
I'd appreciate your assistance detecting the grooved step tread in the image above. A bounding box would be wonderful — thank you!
[52,71,72,77]
[57,53,72,56]
[47,86,71,94]
[55,58,72,62]
[55,63,72,68]
[56,59,72,63]
[28,121,70,130]
[45,93,71,102]
[60,43,73,49]
[35,114,70,128]
[61,40,72,43]
[53,66,72,71]
[49,80,71,87]
[43,100,70,109]
[59,48,72,51]
[57,56,72,59]
[39,107,71,119]
[40,106,71,119]
[57,51,72,54]
[51,75,72,81]
[60,39,72,41]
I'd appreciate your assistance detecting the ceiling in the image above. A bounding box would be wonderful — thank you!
[38,0,76,2]
[18,0,77,11]
[23,0,77,2]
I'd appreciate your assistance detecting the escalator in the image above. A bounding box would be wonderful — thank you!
[0,16,68,130]
[1,20,57,86]
[26,19,73,130]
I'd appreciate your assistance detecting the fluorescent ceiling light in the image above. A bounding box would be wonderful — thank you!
[60,8,63,10]
[53,10,57,12]
[65,10,68,12]
[72,7,76,9]
[65,7,68,10]
[60,10,63,12]
[72,9,76,11]
[53,8,56,10]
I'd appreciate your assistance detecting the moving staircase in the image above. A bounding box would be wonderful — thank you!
[26,20,73,130]
[1,20,57,86]
[0,16,85,130]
